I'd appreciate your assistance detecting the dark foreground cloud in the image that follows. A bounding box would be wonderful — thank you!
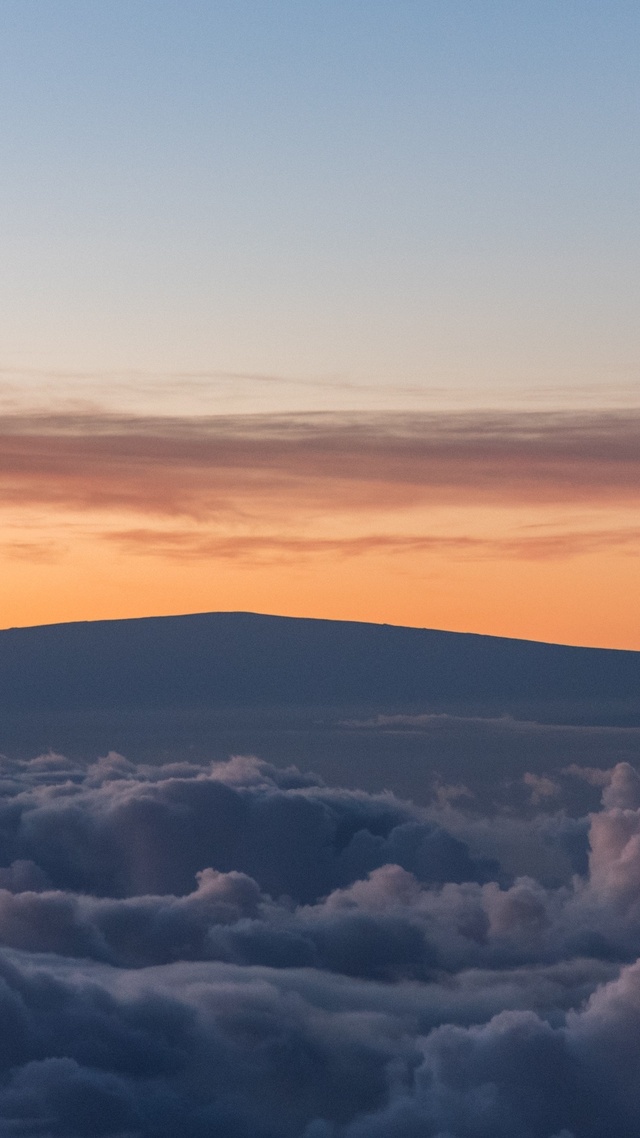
[1,754,640,1135]
[0,753,486,902]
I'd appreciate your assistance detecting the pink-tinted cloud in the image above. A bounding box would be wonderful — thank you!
[105,525,640,563]
[0,409,638,519]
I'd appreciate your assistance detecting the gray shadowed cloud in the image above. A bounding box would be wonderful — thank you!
[0,754,638,1133]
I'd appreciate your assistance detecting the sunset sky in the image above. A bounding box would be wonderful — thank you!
[1,0,639,646]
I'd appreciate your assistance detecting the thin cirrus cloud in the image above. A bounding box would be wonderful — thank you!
[106,526,640,564]
[0,409,639,519]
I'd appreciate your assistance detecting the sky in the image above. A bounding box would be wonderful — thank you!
[1,0,639,645]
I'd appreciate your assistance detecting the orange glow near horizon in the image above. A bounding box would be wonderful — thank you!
[1,511,639,649]
[0,408,638,648]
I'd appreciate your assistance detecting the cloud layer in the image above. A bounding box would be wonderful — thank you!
[2,751,640,1134]
[1,409,639,518]
[2,409,639,592]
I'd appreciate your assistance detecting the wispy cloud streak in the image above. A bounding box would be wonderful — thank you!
[106,526,640,563]
[0,409,638,518]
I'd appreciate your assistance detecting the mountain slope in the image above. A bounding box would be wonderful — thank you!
[0,610,638,714]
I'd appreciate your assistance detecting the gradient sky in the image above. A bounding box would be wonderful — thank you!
[1,1,639,645]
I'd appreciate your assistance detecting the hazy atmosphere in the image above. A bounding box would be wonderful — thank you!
[1,4,640,1137]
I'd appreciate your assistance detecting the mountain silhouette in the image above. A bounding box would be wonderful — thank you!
[0,611,638,715]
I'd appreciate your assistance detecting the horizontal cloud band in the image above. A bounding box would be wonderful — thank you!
[1,409,639,516]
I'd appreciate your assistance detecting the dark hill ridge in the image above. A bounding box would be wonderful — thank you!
[0,611,638,716]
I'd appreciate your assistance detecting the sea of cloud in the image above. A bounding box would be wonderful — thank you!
[0,750,640,1135]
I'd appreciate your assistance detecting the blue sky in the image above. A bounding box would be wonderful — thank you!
[1,0,638,413]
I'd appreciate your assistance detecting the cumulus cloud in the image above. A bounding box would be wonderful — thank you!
[0,753,639,1134]
[0,753,488,903]
[523,772,561,805]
